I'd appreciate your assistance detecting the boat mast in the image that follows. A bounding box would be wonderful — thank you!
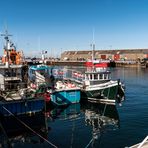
[1,30,12,67]
[41,50,47,64]
[1,30,12,50]
[91,28,95,62]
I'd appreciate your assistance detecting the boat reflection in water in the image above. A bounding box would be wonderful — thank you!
[81,101,120,147]
[47,103,81,120]
[46,101,120,148]
[0,112,48,147]
[0,102,120,148]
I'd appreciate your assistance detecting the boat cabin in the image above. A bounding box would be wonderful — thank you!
[84,71,111,86]
[0,65,26,91]
[0,30,28,91]
[84,61,111,86]
[28,65,52,87]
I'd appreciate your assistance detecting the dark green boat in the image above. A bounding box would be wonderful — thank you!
[81,62,125,104]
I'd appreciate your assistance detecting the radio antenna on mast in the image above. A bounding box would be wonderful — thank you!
[91,28,95,62]
[1,23,12,50]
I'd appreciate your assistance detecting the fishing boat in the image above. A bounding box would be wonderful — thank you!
[28,65,81,106]
[80,60,125,104]
[0,30,45,116]
[51,80,80,106]
[80,38,125,104]
[49,63,124,104]
[53,41,125,104]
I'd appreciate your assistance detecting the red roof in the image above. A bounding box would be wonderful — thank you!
[85,62,108,67]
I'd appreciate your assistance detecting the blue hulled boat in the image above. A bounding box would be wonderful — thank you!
[28,65,81,106]
[0,30,45,116]
[51,80,80,106]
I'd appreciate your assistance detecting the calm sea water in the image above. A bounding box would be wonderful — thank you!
[1,67,148,148]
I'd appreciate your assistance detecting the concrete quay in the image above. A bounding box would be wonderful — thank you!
[26,59,141,68]
[45,60,140,68]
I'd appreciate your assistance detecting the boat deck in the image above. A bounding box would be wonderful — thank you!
[87,97,116,105]
[2,93,21,101]
[129,136,148,148]
[130,142,148,148]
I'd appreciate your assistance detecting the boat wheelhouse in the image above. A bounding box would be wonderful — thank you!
[81,61,125,104]
[84,66,111,86]
[28,65,52,88]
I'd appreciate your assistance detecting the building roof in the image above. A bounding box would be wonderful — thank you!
[62,49,148,55]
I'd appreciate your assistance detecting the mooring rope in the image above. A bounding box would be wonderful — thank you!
[85,138,93,148]
[2,106,58,148]
[102,104,107,116]
[0,121,11,147]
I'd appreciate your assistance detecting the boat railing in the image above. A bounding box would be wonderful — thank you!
[0,82,28,92]
[52,68,84,84]
[129,136,148,148]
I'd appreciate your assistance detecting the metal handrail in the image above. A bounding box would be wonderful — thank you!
[137,136,148,148]
[128,136,148,148]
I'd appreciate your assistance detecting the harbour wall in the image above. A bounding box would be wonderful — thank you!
[26,59,141,68]
[45,60,140,68]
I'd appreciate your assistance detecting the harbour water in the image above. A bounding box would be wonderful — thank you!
[0,67,148,148]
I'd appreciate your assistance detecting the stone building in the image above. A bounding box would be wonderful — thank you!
[61,49,148,61]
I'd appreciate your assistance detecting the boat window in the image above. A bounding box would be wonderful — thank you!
[104,74,107,79]
[5,70,10,77]
[94,74,98,80]
[90,74,92,80]
[99,74,103,79]
[11,69,16,77]
[109,74,111,79]
[85,74,89,80]
[15,69,21,76]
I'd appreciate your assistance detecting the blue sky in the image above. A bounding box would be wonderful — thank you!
[0,0,148,57]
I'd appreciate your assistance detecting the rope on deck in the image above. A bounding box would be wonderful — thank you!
[2,106,58,148]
